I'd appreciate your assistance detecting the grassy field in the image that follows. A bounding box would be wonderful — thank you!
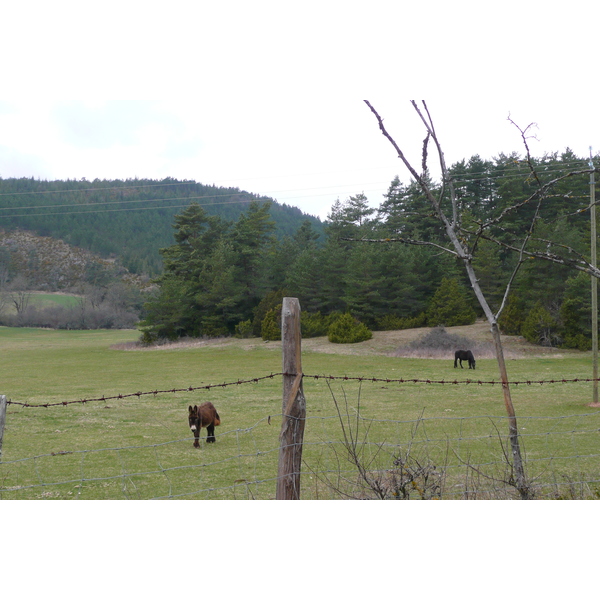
[1,323,599,500]
[3,292,81,315]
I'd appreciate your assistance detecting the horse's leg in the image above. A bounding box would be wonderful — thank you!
[193,429,200,448]
[454,358,458,368]
[206,423,216,443]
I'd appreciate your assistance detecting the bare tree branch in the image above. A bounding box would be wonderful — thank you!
[362,100,531,496]
[342,235,458,256]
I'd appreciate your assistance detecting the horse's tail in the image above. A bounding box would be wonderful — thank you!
[214,411,221,426]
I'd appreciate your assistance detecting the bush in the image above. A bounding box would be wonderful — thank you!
[301,311,339,338]
[261,305,282,341]
[253,289,289,336]
[408,326,472,352]
[1,304,139,331]
[498,294,525,336]
[235,319,254,338]
[376,312,427,331]
[560,297,592,350]
[199,318,229,338]
[328,313,372,344]
[562,332,592,351]
[521,302,561,347]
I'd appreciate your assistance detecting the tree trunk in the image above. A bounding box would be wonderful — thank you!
[463,261,529,498]
[490,323,529,498]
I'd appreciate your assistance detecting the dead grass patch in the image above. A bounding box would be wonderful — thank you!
[112,320,578,359]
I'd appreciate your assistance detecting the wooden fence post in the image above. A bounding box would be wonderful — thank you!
[276,298,306,500]
[0,395,7,462]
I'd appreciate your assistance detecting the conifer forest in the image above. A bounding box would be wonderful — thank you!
[0,148,597,349]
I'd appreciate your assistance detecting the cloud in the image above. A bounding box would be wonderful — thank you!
[52,101,181,150]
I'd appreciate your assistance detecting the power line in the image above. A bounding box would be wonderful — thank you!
[0,158,594,220]
[0,184,394,219]
[0,157,592,200]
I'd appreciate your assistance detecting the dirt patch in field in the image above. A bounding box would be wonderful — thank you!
[116,321,578,359]
[112,337,234,351]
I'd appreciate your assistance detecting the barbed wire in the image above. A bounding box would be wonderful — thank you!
[5,373,283,408]
[6,371,599,408]
[302,374,600,386]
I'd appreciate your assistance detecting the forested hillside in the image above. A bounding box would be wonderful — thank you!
[140,149,599,350]
[0,177,324,275]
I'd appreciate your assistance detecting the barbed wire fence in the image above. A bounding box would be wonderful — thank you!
[1,382,600,500]
[2,299,600,500]
[2,380,600,500]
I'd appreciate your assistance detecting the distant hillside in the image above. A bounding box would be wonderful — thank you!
[0,177,324,275]
[0,228,143,291]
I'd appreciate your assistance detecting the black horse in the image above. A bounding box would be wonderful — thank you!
[454,350,476,369]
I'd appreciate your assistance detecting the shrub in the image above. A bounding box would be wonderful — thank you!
[521,302,561,347]
[301,311,339,338]
[328,313,372,344]
[562,332,592,351]
[560,297,592,350]
[376,312,427,331]
[498,294,525,336]
[235,319,254,338]
[253,289,289,336]
[261,305,282,341]
[408,326,472,352]
[200,319,229,338]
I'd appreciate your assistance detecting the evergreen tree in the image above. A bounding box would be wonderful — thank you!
[497,294,525,336]
[379,174,444,242]
[426,277,477,327]
[141,201,276,339]
[521,302,560,347]
[560,272,594,350]
[230,201,276,315]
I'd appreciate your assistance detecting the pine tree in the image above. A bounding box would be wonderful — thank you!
[426,277,477,327]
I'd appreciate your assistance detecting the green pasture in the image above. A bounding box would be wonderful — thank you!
[31,293,81,308]
[2,292,81,316]
[1,326,599,499]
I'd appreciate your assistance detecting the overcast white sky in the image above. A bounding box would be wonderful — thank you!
[1,0,597,220]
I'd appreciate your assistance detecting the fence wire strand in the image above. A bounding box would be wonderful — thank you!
[5,372,599,408]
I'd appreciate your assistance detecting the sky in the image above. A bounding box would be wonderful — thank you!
[1,1,598,221]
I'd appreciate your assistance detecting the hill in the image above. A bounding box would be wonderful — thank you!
[0,228,139,291]
[0,177,324,276]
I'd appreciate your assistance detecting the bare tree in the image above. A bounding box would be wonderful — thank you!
[472,119,599,279]
[362,100,538,496]
[8,274,32,321]
[0,263,9,317]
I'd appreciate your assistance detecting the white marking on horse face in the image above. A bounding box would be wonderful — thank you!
[190,424,197,431]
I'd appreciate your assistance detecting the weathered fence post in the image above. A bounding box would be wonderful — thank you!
[276,298,306,500]
[0,395,7,462]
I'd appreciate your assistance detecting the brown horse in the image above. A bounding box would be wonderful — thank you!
[188,402,221,447]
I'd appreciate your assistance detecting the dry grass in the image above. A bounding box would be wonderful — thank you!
[112,336,232,351]
[119,320,576,360]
